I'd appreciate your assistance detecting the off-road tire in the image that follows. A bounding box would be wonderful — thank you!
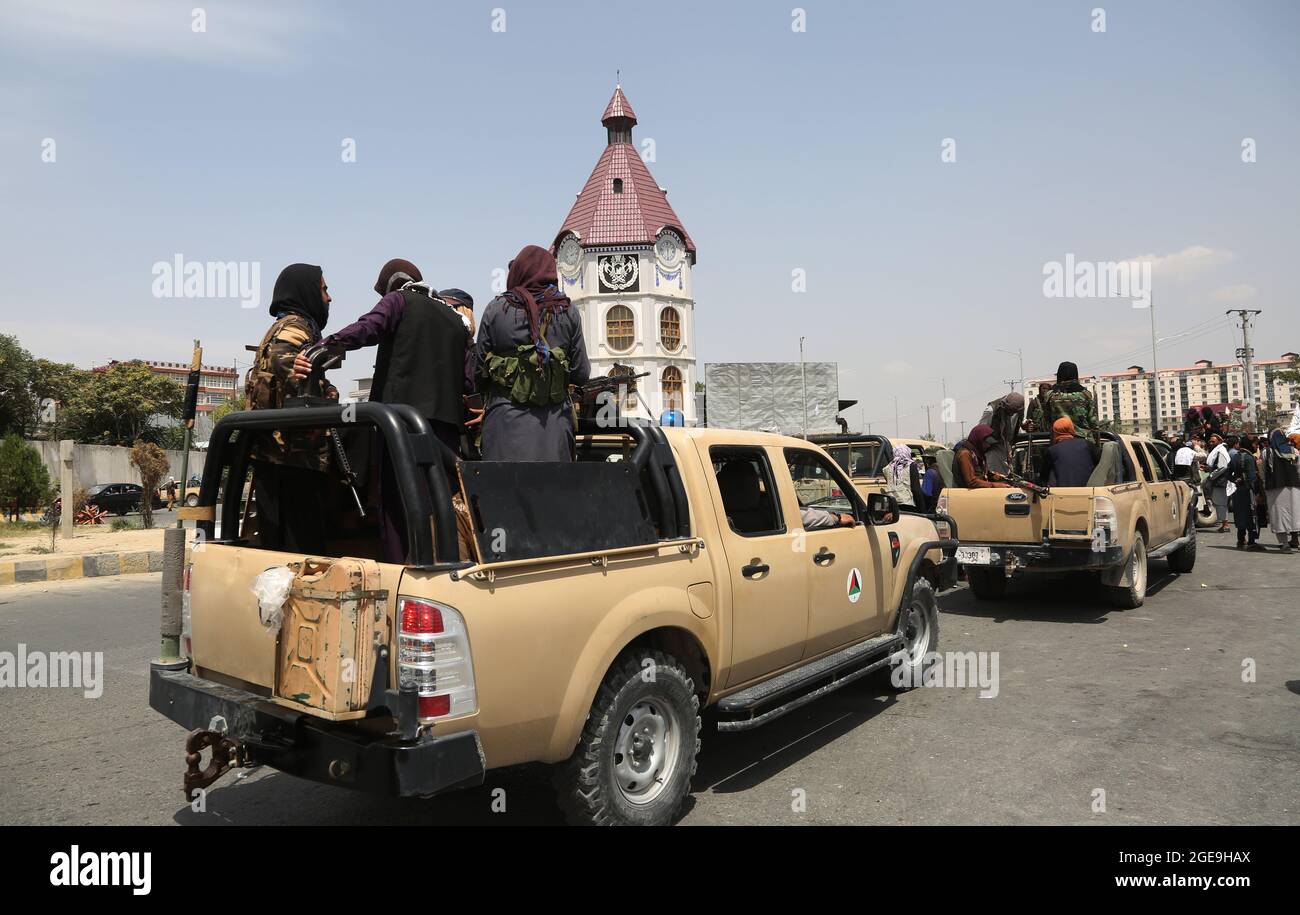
[185,493,200,508]
[554,649,700,826]
[1166,523,1197,574]
[885,577,940,691]
[1104,532,1148,609]
[967,567,1007,600]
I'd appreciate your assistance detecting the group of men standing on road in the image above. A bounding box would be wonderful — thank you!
[241,245,592,560]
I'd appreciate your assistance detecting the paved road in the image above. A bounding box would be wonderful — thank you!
[1,534,1296,826]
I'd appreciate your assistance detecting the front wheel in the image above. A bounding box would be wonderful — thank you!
[1104,532,1148,608]
[554,650,700,826]
[185,493,200,508]
[886,578,940,691]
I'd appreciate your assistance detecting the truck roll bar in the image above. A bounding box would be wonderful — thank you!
[200,402,460,566]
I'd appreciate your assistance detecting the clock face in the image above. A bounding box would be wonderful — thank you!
[656,231,682,267]
[557,236,582,276]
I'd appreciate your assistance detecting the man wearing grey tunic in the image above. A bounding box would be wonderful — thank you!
[475,245,591,462]
[1264,429,1300,552]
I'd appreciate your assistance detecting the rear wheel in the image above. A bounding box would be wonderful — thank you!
[1166,524,1197,573]
[1105,532,1148,608]
[185,493,200,508]
[967,567,1007,600]
[554,649,700,826]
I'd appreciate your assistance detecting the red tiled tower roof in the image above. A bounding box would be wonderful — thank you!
[555,86,695,258]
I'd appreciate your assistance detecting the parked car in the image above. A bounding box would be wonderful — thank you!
[85,483,163,516]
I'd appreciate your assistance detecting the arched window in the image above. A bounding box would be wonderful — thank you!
[659,307,681,351]
[605,304,634,351]
[661,366,683,410]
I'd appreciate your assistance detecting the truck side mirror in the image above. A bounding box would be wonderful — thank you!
[865,492,899,525]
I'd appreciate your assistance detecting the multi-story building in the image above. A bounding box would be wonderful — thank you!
[1031,352,1299,434]
[552,85,698,423]
[94,359,239,414]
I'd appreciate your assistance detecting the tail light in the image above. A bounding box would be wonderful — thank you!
[397,597,476,721]
[181,561,193,658]
[1092,496,1117,544]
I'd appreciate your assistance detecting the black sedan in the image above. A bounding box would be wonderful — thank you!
[85,483,164,516]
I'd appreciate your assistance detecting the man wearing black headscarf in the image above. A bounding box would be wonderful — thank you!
[243,263,336,553]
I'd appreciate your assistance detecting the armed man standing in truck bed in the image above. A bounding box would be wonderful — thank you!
[293,258,473,563]
[244,263,337,554]
[475,244,591,462]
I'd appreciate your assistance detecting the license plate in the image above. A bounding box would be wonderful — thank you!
[956,546,992,565]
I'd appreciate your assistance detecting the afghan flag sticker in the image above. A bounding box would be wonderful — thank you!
[847,567,863,604]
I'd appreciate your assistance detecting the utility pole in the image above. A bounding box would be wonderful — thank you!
[925,404,932,438]
[1002,379,1018,391]
[894,395,900,437]
[799,336,808,438]
[1227,309,1263,429]
[1148,286,1160,435]
[959,420,966,440]
[996,347,1025,396]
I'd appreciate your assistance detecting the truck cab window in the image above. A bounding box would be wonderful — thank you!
[784,448,858,520]
[712,449,784,537]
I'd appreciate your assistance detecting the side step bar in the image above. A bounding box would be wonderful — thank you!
[1148,533,1191,559]
[716,633,904,733]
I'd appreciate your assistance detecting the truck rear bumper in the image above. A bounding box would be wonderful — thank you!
[958,542,1123,574]
[150,667,485,798]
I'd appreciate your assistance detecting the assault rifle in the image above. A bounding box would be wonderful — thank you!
[573,371,650,421]
[296,343,366,518]
[1000,469,1050,499]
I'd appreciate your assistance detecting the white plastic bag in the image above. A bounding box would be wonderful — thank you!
[251,566,295,630]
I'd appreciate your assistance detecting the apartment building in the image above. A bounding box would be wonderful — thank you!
[1030,352,1299,434]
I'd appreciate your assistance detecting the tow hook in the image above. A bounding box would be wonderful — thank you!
[184,727,250,798]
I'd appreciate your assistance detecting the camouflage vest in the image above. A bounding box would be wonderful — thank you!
[483,314,571,407]
[1043,389,1095,436]
[245,313,318,410]
[245,313,330,470]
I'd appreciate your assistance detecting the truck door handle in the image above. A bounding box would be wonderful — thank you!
[813,550,835,565]
[741,562,770,579]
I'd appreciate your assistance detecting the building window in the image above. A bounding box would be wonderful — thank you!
[605,304,634,352]
[660,307,681,351]
[613,178,624,194]
[662,366,684,411]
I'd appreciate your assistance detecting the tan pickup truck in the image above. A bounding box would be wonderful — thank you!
[150,404,956,825]
[938,433,1197,608]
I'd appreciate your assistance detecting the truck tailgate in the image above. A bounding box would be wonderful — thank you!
[944,488,1043,543]
[190,545,394,719]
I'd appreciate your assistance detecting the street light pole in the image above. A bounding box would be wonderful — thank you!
[799,336,808,438]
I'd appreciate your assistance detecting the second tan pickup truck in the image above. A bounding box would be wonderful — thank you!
[938,433,1197,608]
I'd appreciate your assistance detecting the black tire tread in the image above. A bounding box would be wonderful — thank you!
[553,649,700,826]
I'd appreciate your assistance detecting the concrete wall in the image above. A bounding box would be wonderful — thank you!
[25,440,206,491]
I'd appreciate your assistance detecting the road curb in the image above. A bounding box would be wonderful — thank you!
[0,550,166,587]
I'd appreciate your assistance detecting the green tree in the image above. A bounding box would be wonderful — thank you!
[0,335,39,435]
[0,434,52,521]
[55,361,184,446]
[210,393,247,426]
[128,440,169,529]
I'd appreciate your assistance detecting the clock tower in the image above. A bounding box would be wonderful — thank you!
[552,85,698,423]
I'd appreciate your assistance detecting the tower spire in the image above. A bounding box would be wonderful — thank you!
[601,84,637,145]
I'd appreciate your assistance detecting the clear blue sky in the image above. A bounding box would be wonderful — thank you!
[1,0,1296,435]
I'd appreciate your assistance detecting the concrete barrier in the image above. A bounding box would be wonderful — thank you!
[0,550,167,587]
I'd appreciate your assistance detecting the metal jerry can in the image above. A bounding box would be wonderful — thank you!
[275,558,389,720]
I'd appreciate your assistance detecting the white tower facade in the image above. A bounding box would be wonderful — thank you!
[552,86,698,423]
